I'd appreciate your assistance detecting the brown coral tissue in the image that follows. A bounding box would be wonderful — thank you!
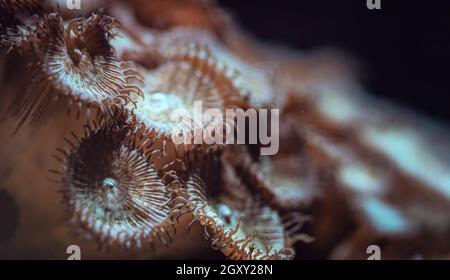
[0,0,449,260]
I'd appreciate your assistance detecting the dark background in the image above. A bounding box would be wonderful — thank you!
[218,0,450,123]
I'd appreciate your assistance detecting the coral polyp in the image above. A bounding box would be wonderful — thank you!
[0,0,449,260]
[4,11,142,128]
[53,121,174,248]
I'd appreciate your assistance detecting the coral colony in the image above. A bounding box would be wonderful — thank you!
[0,0,449,259]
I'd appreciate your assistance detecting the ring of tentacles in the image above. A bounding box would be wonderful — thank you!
[0,0,313,260]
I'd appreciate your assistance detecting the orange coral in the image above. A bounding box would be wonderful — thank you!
[0,0,449,260]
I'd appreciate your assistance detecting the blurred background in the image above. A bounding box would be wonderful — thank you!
[218,0,450,123]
